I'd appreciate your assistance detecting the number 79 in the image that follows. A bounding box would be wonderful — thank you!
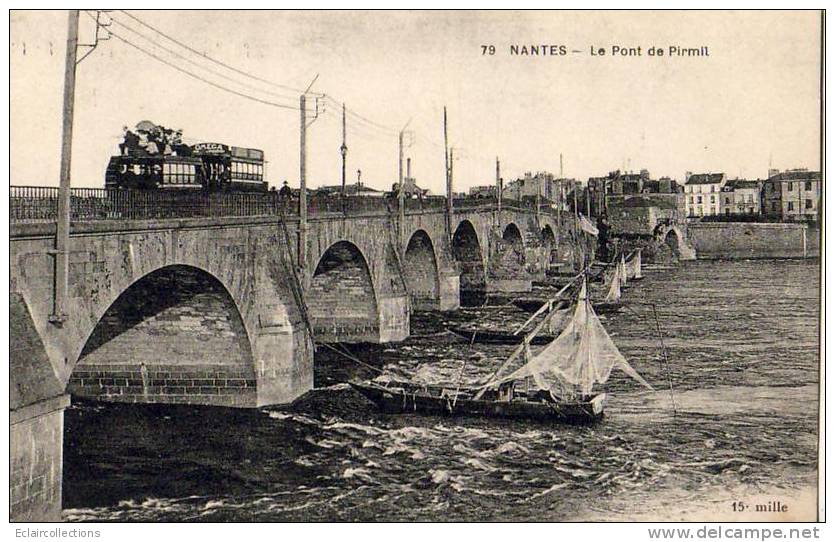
[481,45,496,55]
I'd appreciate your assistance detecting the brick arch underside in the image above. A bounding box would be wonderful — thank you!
[541,224,557,265]
[664,227,683,253]
[403,230,440,309]
[494,222,526,276]
[68,265,260,407]
[451,220,486,307]
[307,241,380,343]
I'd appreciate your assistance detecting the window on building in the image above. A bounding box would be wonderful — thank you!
[689,196,694,204]
[748,207,754,214]
[771,202,778,211]
[710,207,715,215]
[806,199,813,209]
[697,196,703,204]
[711,195,716,203]
[725,197,731,204]
[805,181,812,191]
[787,201,794,211]
[747,194,753,203]
[725,208,730,216]
[698,207,703,216]
[711,185,715,192]
[788,182,793,191]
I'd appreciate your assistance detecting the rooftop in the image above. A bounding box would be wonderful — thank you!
[724,179,761,190]
[685,173,725,185]
[767,170,821,182]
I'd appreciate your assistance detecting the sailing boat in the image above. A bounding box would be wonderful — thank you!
[625,249,644,280]
[593,260,624,314]
[619,253,629,287]
[350,279,653,424]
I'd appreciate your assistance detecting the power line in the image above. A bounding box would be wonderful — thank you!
[118,9,310,95]
[104,13,299,102]
[99,24,299,110]
[323,96,399,135]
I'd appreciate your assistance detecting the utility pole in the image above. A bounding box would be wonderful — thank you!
[586,185,591,220]
[449,147,455,197]
[398,119,410,248]
[444,107,452,237]
[298,75,320,270]
[299,93,308,269]
[51,9,80,324]
[496,157,502,227]
[535,175,541,224]
[340,102,347,197]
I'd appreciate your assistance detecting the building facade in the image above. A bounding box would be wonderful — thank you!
[684,172,726,218]
[762,169,821,222]
[503,172,565,202]
[720,179,762,217]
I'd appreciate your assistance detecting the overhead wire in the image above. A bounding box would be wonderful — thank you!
[104,12,300,101]
[84,13,299,110]
[118,9,311,95]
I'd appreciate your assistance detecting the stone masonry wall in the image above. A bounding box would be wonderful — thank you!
[451,222,486,306]
[307,242,379,342]
[403,231,439,309]
[689,222,815,259]
[10,398,68,521]
[68,266,257,407]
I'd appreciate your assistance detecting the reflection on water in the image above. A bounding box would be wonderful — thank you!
[63,259,820,521]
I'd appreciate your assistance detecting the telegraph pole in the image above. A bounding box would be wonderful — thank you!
[535,175,542,224]
[444,107,452,236]
[298,76,320,269]
[340,102,347,197]
[51,9,80,324]
[496,157,502,227]
[299,94,307,268]
[398,120,410,248]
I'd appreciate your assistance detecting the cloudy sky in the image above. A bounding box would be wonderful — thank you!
[10,10,821,193]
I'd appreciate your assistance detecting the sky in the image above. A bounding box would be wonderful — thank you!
[10,10,822,194]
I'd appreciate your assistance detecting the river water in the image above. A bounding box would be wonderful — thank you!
[63,259,820,522]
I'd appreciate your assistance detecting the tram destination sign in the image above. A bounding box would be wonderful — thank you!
[192,142,229,155]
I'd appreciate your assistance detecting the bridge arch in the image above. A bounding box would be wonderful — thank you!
[307,240,380,343]
[502,222,524,248]
[451,219,487,306]
[69,264,261,406]
[541,224,556,247]
[655,224,685,257]
[403,229,440,310]
[541,224,557,266]
[494,222,527,276]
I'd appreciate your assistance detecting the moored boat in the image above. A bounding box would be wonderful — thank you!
[353,277,654,425]
[447,325,555,345]
[513,297,569,314]
[349,379,606,424]
[625,249,644,281]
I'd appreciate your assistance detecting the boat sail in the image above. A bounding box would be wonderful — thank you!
[626,249,643,280]
[603,262,623,303]
[481,280,653,398]
[619,253,629,286]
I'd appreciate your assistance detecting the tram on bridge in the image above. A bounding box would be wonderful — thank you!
[105,121,267,193]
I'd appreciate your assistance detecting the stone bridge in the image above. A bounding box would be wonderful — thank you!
[9,197,566,520]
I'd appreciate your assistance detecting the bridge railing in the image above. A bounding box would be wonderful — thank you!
[10,186,300,223]
[10,185,560,224]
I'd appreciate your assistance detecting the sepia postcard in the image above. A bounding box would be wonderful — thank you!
[7,8,825,530]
